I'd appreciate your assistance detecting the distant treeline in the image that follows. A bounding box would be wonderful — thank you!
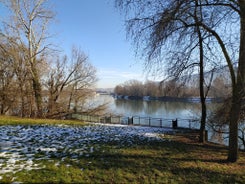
[114,77,230,99]
[113,95,224,103]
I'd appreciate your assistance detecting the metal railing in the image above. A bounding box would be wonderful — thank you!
[71,113,200,129]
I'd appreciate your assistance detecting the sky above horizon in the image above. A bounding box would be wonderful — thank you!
[51,0,149,88]
[0,0,154,89]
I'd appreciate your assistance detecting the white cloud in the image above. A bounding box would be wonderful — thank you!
[96,68,144,88]
[120,72,142,79]
[98,69,142,79]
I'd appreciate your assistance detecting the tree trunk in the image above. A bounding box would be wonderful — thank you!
[195,0,206,143]
[199,40,207,143]
[20,87,24,117]
[199,96,207,143]
[228,88,241,162]
[227,0,245,162]
[32,70,42,117]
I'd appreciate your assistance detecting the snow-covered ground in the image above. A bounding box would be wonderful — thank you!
[0,123,172,178]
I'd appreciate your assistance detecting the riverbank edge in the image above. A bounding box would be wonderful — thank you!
[113,94,224,103]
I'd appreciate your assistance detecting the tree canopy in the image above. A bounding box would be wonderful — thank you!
[0,0,100,118]
[116,0,244,162]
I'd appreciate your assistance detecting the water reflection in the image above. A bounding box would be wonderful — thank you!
[209,131,226,145]
[113,98,200,119]
[114,99,144,115]
[96,95,243,147]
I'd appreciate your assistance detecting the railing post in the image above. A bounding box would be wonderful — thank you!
[172,118,178,129]
[205,130,208,141]
[128,117,133,125]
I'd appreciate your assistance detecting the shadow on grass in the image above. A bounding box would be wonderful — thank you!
[175,157,228,164]
[169,167,240,183]
[55,140,245,183]
[9,138,244,183]
[63,151,243,183]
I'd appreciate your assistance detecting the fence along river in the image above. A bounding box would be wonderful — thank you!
[72,95,244,148]
[72,94,245,149]
[91,94,215,127]
[72,94,219,129]
[71,113,199,130]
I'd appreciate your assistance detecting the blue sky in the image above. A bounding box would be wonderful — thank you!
[51,0,147,88]
[0,0,148,88]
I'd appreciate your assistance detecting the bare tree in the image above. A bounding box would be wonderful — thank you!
[0,1,102,119]
[161,79,186,97]
[114,80,144,97]
[0,30,35,116]
[116,0,216,143]
[114,85,125,96]
[193,0,207,143]
[9,42,34,117]
[1,0,54,117]
[210,75,230,98]
[144,80,160,97]
[125,80,144,97]
[197,1,243,163]
[44,47,97,118]
[116,0,243,162]
[0,43,16,114]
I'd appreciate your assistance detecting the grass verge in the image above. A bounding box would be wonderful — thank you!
[0,115,87,126]
[0,116,245,183]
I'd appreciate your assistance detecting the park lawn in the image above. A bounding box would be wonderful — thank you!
[0,115,245,183]
[0,115,88,126]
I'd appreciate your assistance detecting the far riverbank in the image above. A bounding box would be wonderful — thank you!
[113,94,224,103]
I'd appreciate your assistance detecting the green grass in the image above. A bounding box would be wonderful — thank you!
[0,116,245,183]
[2,141,245,183]
[0,115,87,126]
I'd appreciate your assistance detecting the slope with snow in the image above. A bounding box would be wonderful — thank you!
[0,123,172,179]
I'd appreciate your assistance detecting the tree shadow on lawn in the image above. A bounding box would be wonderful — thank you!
[169,167,243,183]
[55,139,245,181]
[11,137,243,183]
[63,147,244,183]
[176,157,227,164]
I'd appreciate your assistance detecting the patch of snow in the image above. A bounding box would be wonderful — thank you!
[7,158,16,164]
[12,182,23,184]
[90,147,94,153]
[0,123,172,179]
[39,148,57,152]
[55,162,60,167]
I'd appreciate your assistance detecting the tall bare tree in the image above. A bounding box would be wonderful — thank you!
[45,47,97,118]
[116,0,243,162]
[193,0,207,143]
[195,0,243,163]
[1,0,54,117]
[0,43,16,114]
[116,0,214,143]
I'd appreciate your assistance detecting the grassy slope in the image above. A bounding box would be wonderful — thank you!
[0,115,88,126]
[0,116,245,183]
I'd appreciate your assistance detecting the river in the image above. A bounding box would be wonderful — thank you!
[100,94,218,119]
[93,94,232,146]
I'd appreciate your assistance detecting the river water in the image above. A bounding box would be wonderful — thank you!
[100,94,217,119]
[98,95,218,125]
[94,94,231,145]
